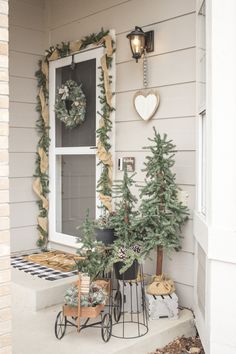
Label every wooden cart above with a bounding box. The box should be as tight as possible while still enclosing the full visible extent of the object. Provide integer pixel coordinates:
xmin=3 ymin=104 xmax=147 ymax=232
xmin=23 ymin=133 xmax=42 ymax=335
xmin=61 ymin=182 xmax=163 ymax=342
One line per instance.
xmin=54 ymin=276 xmax=112 ymax=342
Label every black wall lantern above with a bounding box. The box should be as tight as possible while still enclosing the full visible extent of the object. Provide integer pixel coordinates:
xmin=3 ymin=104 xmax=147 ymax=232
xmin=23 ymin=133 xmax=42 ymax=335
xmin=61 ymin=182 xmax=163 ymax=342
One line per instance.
xmin=127 ymin=26 xmax=154 ymax=63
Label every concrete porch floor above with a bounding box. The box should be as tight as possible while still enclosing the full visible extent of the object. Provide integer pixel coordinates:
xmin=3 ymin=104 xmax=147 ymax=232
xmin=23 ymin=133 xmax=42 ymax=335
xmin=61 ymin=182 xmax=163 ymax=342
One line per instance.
xmin=11 ymin=261 xmax=197 ymax=354
xmin=12 ymin=300 xmax=195 ymax=354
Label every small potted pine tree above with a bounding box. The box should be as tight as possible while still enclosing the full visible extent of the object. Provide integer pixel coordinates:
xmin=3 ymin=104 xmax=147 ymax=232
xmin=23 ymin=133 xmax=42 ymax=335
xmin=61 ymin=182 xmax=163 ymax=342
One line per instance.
xmin=109 ymin=166 xmax=145 ymax=280
xmin=95 ymin=163 xmax=115 ymax=246
xmin=138 ymin=128 xmax=189 ymax=275
xmin=94 ymin=212 xmax=115 ymax=246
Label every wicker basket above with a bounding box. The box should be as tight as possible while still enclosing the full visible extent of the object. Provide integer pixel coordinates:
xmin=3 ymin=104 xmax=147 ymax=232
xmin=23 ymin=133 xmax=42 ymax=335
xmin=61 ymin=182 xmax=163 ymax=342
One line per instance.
xmin=63 ymin=304 xmax=104 ymax=319
xmin=80 ymin=304 xmax=104 ymax=318
xmin=94 ymin=279 xmax=111 ymax=295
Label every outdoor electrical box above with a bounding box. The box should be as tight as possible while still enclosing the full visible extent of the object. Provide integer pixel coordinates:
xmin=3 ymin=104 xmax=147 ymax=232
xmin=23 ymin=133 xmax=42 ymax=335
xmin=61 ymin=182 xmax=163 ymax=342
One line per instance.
xmin=118 ymin=157 xmax=135 ymax=172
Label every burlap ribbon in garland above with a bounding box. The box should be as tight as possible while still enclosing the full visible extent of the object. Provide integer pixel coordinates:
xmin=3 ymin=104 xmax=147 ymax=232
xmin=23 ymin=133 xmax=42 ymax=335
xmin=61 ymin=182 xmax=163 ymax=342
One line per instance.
xmin=33 ymin=177 xmax=48 ymax=210
xmin=39 ymin=86 xmax=49 ymax=127
xmin=97 ymin=141 xmax=113 ymax=182
xmin=37 ymin=216 xmax=48 ymax=239
xmin=38 ymin=147 xmax=48 ymax=174
xmin=33 ymin=34 xmax=114 ymax=244
xmin=99 ymin=194 xmax=112 ymax=213
xmin=97 ymin=140 xmax=113 ymax=212
xmin=146 ymin=274 xmax=175 ymax=296
xmin=41 ymin=59 xmax=49 ymax=90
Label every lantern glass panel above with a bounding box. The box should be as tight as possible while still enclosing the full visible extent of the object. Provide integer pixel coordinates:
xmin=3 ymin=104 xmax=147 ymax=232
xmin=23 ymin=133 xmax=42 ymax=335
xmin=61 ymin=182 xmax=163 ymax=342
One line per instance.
xmin=130 ymin=34 xmax=145 ymax=57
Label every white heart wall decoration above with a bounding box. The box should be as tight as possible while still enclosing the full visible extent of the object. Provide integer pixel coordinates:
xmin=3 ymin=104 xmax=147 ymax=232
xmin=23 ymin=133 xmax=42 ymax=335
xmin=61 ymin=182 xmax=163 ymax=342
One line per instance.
xmin=134 ymin=91 xmax=160 ymax=121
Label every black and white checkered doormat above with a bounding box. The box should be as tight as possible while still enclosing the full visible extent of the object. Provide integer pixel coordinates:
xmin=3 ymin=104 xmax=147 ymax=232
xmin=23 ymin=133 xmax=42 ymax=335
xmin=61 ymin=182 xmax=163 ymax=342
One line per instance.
xmin=11 ymin=254 xmax=78 ymax=281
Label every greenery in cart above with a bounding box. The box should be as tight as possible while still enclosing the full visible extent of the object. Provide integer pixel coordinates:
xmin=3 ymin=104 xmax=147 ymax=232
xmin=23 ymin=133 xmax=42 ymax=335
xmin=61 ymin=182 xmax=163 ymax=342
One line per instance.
xmin=137 ymin=127 xmax=189 ymax=275
xmin=64 ymin=282 xmax=106 ymax=307
xmin=76 ymin=212 xmax=108 ymax=280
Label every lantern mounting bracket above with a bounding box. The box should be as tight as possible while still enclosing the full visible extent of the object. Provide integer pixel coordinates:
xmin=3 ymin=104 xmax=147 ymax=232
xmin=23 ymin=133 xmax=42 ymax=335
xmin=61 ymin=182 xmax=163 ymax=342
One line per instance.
xmin=145 ymin=30 xmax=154 ymax=53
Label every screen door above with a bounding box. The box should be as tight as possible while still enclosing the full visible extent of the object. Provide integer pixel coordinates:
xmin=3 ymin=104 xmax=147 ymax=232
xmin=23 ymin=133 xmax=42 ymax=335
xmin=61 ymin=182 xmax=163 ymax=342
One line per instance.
xmin=49 ymin=47 xmax=104 ymax=248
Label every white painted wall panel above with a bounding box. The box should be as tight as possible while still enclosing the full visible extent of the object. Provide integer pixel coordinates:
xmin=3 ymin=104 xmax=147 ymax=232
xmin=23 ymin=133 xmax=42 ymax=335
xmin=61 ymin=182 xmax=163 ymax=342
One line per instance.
xmin=116 ymin=83 xmax=196 ymax=122
xmin=9 ymin=177 xmax=36 ymax=203
xmin=10 ymin=102 xmax=37 ymax=128
xmin=11 ymin=226 xmax=38 ymax=252
xmin=9 ymin=0 xmax=45 ymax=251
xmin=9 ymin=51 xmax=41 ymax=79
xmin=181 ymin=221 xmax=194 ymax=253
xmin=116 ymin=117 xmax=196 ymax=152
xmin=50 ymin=0 xmax=195 ymax=43
xmin=175 ymin=152 xmax=196 ymax=185
xmin=164 ymin=251 xmax=194 ymax=287
xmin=178 ymin=185 xmax=195 ymax=218
xmin=10 ymin=77 xmax=37 ymax=103
xmin=175 ymin=282 xmax=194 ymax=308
xmin=10 ymin=0 xmax=45 ymax=31
xmin=210 ymin=260 xmax=236 ymax=350
xmin=9 ymin=153 xmax=35 ymax=177
xmin=10 ymin=202 xmax=37 ymax=228
xmin=9 ymin=128 xmax=37 ymax=153
xmin=18 ymin=0 xmax=44 ymax=9
xmin=49 ymin=0 xmax=127 ymax=29
xmin=9 ymin=26 xmax=44 ymax=55
xmin=116 ymin=48 xmax=196 ymax=93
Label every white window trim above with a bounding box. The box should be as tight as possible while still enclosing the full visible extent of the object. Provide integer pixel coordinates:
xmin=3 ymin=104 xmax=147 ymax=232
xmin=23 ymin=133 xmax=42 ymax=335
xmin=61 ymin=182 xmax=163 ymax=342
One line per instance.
xmin=194 ymin=0 xmax=208 ymax=254
xmin=195 ymin=0 xmax=208 ymax=224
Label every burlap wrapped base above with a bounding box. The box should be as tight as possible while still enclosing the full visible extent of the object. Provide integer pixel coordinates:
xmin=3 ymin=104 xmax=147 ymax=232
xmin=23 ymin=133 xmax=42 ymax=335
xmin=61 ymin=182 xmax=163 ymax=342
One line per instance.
xmin=146 ymin=274 xmax=175 ymax=296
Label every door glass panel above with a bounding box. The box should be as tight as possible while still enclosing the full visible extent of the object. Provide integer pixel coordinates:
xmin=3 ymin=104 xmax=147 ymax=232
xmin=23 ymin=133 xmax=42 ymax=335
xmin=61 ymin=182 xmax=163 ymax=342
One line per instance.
xmin=56 ymin=155 xmax=96 ymax=236
xmin=55 ymin=59 xmax=96 ymax=147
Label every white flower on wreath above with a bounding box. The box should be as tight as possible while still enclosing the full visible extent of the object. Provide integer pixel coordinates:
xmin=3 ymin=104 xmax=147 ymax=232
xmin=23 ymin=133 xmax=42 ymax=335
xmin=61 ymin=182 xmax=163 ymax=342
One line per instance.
xmin=74 ymin=101 xmax=79 ymax=107
xmin=59 ymin=86 xmax=69 ymax=100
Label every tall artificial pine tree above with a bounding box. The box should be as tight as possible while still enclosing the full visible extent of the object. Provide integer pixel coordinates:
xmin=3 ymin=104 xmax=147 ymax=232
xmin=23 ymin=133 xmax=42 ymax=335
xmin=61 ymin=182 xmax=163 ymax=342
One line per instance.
xmin=139 ymin=127 xmax=189 ymax=275
xmin=112 ymin=166 xmax=138 ymax=244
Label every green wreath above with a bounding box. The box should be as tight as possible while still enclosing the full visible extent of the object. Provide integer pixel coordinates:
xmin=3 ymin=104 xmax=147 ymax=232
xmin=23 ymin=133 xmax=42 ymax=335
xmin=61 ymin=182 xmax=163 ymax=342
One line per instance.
xmin=55 ymin=79 xmax=86 ymax=129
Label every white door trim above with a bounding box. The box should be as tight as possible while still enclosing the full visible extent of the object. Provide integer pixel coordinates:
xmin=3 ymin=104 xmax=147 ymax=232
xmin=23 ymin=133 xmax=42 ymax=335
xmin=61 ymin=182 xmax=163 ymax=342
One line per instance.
xmin=48 ymin=46 xmax=107 ymax=249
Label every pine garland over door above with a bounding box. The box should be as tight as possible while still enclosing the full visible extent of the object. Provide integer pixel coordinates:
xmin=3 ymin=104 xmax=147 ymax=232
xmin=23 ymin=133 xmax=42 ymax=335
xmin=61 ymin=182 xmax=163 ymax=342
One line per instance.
xmin=33 ymin=29 xmax=115 ymax=249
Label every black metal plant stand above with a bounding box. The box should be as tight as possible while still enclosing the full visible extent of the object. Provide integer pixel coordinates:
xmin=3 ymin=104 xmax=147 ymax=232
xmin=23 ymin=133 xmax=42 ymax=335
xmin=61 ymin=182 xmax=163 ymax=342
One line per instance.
xmin=112 ymin=264 xmax=149 ymax=339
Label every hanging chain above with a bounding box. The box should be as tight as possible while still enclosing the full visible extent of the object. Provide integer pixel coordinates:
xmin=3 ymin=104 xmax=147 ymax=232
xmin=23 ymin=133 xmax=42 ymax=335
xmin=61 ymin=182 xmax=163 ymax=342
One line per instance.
xmin=69 ymin=54 xmax=75 ymax=80
xmin=143 ymin=49 xmax=148 ymax=89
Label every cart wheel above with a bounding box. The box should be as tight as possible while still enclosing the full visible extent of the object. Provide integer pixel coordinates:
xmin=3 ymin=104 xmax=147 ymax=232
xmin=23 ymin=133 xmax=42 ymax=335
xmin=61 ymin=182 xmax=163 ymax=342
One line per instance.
xmin=101 ymin=313 xmax=112 ymax=342
xmin=113 ymin=290 xmax=122 ymax=323
xmin=55 ymin=311 xmax=67 ymax=339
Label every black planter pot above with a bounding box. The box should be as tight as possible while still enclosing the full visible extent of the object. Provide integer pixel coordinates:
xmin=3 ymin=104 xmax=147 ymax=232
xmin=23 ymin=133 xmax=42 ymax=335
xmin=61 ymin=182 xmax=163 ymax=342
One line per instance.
xmin=114 ymin=260 xmax=139 ymax=280
xmin=95 ymin=228 xmax=115 ymax=246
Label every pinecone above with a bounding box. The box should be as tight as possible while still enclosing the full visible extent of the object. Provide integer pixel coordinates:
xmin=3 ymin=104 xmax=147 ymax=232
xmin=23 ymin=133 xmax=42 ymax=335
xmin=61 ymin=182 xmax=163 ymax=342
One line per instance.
xmin=118 ymin=247 xmax=126 ymax=259
xmin=132 ymin=244 xmax=141 ymax=253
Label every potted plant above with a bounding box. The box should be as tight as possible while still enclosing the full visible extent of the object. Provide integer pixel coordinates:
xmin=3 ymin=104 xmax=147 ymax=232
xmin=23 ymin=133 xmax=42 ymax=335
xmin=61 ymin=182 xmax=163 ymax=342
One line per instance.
xmin=94 ymin=212 xmax=115 ymax=246
xmin=109 ymin=239 xmax=144 ymax=280
xmin=109 ymin=166 xmax=143 ymax=280
xmin=138 ymin=128 xmax=189 ymax=275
